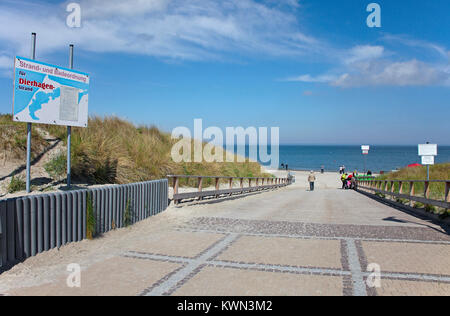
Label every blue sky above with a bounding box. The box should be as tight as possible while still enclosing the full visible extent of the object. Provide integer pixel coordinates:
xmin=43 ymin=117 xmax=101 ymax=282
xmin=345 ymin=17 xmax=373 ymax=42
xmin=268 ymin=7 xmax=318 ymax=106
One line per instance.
xmin=0 ymin=0 xmax=449 ymax=145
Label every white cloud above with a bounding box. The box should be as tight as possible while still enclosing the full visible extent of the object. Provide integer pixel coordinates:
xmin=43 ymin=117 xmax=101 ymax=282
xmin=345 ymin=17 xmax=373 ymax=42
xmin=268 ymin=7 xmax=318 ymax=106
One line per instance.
xmin=81 ymin=0 xmax=170 ymax=18
xmin=382 ymin=34 xmax=449 ymax=60
xmin=284 ymin=74 xmax=338 ymax=83
xmin=344 ymin=45 xmax=384 ymax=64
xmin=286 ymin=43 xmax=450 ymax=88
xmin=288 ymin=59 xmax=450 ymax=88
xmin=333 ymin=60 xmax=449 ymax=87
xmin=1 ymin=0 xmax=448 ymax=89
xmin=0 ymin=0 xmax=320 ymax=63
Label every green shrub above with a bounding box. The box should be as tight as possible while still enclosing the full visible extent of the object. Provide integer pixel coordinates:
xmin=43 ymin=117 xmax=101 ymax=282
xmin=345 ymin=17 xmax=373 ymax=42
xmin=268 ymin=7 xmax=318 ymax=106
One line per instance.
xmin=124 ymin=199 xmax=133 ymax=227
xmin=375 ymin=192 xmax=385 ymax=199
xmin=395 ymin=198 xmax=408 ymax=204
xmin=45 ymin=154 xmax=67 ymax=180
xmin=7 ymin=175 xmax=26 ymax=193
xmin=86 ymin=193 xmax=96 ymax=239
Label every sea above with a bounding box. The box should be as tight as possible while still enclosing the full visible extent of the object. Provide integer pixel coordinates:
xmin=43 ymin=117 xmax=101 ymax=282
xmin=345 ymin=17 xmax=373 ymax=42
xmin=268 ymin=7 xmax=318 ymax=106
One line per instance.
xmin=235 ymin=145 xmax=450 ymax=173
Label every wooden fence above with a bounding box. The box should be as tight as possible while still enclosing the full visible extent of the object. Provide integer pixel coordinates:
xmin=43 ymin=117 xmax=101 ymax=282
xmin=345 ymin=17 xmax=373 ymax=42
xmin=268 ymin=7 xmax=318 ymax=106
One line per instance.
xmin=356 ymin=179 xmax=450 ymax=210
xmin=168 ymin=175 xmax=291 ymax=204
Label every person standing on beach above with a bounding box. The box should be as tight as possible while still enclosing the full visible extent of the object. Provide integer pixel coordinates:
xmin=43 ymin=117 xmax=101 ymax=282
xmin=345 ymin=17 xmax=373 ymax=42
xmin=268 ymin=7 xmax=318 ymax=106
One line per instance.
xmin=339 ymin=166 xmax=343 ymax=174
xmin=341 ymin=173 xmax=347 ymax=189
xmin=308 ymin=171 xmax=316 ymax=191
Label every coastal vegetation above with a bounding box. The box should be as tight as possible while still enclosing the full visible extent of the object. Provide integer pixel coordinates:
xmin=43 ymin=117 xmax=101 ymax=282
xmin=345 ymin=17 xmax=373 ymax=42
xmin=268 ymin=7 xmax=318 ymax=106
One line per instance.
xmin=377 ymin=163 xmax=450 ymax=217
xmin=378 ymin=163 xmax=450 ymax=183
xmin=0 ymin=114 xmax=48 ymax=161
xmin=0 ymin=114 xmax=268 ymax=189
xmin=377 ymin=163 xmax=449 ymax=200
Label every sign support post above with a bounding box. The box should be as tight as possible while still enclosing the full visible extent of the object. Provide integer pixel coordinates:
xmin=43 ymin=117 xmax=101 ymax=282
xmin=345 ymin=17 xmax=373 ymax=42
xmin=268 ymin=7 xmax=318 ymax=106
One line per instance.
xmin=361 ymin=145 xmax=370 ymax=175
xmin=13 ymin=41 xmax=89 ymax=191
xmin=67 ymin=44 xmax=74 ymax=189
xmin=418 ymin=143 xmax=437 ymax=181
xmin=26 ymin=32 xmax=37 ymax=193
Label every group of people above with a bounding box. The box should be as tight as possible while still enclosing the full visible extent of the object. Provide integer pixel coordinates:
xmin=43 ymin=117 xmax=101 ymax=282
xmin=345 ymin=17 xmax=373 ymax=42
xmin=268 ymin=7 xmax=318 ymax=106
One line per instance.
xmin=341 ymin=172 xmax=357 ymax=190
xmin=304 ymin=166 xmax=371 ymax=192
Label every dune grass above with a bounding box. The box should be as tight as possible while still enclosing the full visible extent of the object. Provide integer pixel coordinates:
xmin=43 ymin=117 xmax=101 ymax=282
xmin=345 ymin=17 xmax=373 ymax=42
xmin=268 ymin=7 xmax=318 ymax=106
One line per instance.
xmin=0 ymin=114 xmax=48 ymax=161
xmin=42 ymin=116 xmax=269 ymax=185
xmin=378 ymin=163 xmax=450 ymax=182
xmin=377 ymin=163 xmax=449 ymax=217
xmin=377 ymin=163 xmax=449 ymax=201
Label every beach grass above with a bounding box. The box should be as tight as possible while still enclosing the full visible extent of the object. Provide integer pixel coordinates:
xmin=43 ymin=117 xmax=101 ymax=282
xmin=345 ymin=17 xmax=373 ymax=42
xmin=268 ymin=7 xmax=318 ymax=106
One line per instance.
xmin=377 ymin=163 xmax=449 ymax=200
xmin=377 ymin=164 xmax=449 ymax=217
xmin=0 ymin=114 xmax=48 ymax=161
xmin=41 ymin=116 xmax=269 ymax=185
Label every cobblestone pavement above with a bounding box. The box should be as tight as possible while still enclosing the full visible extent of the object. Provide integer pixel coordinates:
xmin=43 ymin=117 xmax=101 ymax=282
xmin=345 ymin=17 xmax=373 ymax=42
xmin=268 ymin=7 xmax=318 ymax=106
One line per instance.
xmin=1 ymin=172 xmax=449 ymax=296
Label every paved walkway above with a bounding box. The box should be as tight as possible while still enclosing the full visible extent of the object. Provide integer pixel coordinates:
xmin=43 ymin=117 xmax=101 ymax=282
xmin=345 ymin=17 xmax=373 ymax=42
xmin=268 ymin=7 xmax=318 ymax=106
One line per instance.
xmin=0 ymin=171 xmax=449 ymax=296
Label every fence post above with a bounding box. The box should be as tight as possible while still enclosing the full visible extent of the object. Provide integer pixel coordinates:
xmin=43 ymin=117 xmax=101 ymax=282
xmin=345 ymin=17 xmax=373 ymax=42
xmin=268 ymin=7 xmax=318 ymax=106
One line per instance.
xmin=424 ymin=181 xmax=430 ymax=199
xmin=214 ymin=178 xmax=219 ymax=191
xmin=390 ymin=181 xmax=395 ymax=200
xmin=173 ymin=177 xmax=179 ymax=205
xmin=215 ymin=178 xmax=220 ymax=197
xmin=409 ymin=181 xmax=415 ymax=207
xmin=446 ymin=182 xmax=450 ymax=203
xmin=198 ymin=177 xmax=203 ymax=201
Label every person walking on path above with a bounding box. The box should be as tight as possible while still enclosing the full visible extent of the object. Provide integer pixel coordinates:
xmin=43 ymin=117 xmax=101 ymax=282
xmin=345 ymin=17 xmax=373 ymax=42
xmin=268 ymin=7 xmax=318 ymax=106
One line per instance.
xmin=308 ymin=171 xmax=316 ymax=191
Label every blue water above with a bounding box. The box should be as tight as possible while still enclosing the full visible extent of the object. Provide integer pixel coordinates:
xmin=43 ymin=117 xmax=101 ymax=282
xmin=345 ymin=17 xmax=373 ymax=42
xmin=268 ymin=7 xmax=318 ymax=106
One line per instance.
xmin=237 ymin=145 xmax=450 ymax=173
xmin=279 ymin=145 xmax=450 ymax=173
